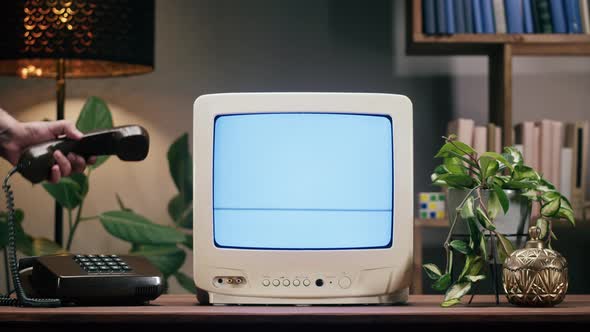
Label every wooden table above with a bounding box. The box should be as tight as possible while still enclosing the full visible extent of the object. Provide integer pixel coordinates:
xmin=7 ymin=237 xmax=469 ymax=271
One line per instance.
xmin=1 ymin=295 xmax=589 ymax=331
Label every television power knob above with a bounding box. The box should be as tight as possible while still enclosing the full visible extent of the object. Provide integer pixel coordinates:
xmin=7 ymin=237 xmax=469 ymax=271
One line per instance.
xmin=338 ymin=277 xmax=352 ymax=289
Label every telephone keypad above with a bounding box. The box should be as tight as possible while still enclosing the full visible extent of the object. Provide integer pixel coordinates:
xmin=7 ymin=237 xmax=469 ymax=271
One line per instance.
xmin=73 ymin=254 xmax=133 ymax=274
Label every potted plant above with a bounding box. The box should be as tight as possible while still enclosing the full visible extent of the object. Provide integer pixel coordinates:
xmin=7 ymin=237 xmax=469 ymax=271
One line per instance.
xmin=423 ymin=135 xmax=575 ymax=307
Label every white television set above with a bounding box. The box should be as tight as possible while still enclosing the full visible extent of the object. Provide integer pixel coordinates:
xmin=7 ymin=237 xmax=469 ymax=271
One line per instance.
xmin=193 ymin=93 xmax=413 ymax=305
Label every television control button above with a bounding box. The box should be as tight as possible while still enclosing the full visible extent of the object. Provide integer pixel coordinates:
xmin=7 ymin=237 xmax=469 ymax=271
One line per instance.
xmin=102 ymin=258 xmax=113 ymax=262
xmin=86 ymin=266 xmax=98 ymax=271
xmin=107 ymin=262 xmax=118 ymax=266
xmin=90 ymin=258 xmax=101 ymax=262
xmin=293 ymin=279 xmax=300 ymax=286
xmin=99 ymin=266 xmax=110 ymax=271
xmin=282 ymin=279 xmax=290 ymax=286
xmin=272 ymin=279 xmax=280 ymax=286
xmin=95 ymin=262 xmax=105 ymax=266
xmin=303 ymin=279 xmax=311 ymax=287
xmin=339 ymin=277 xmax=352 ymax=289
xmin=122 ymin=266 xmax=132 ymax=271
xmin=110 ymin=255 xmax=118 ymax=258
xmin=262 ymin=279 xmax=270 ymax=286
xmin=78 ymin=258 xmax=89 ymax=262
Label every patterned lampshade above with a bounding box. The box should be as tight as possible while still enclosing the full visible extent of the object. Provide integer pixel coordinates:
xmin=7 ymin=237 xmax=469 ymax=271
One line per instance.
xmin=0 ymin=0 xmax=154 ymax=79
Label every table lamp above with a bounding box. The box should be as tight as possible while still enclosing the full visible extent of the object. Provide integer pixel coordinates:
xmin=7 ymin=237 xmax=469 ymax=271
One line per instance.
xmin=0 ymin=0 xmax=155 ymax=246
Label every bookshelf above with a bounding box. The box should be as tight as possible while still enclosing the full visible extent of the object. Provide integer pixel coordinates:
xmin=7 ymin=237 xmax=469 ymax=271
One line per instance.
xmin=406 ymin=0 xmax=590 ymax=145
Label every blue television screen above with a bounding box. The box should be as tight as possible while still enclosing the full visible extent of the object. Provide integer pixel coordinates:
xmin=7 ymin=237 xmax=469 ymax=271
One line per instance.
xmin=213 ymin=113 xmax=393 ymax=250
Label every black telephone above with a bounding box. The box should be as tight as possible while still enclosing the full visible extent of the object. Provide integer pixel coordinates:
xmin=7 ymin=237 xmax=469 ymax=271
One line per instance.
xmin=0 ymin=125 xmax=164 ymax=307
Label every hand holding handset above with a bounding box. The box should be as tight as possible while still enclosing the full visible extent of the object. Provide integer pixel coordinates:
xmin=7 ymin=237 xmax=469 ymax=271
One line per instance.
xmin=17 ymin=125 xmax=150 ymax=183
xmin=0 ymin=125 xmax=161 ymax=307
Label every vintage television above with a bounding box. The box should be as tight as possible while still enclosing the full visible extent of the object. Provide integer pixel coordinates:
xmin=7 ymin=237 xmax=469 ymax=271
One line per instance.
xmin=193 ymin=93 xmax=413 ymax=305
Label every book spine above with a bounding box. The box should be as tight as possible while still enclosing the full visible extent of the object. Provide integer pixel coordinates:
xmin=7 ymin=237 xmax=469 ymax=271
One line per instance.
xmin=423 ymin=0 xmax=437 ymax=35
xmin=445 ymin=0 xmax=456 ymax=33
xmin=524 ymin=0 xmax=535 ymax=32
xmin=454 ymin=0 xmax=467 ymax=32
xmin=537 ymin=0 xmax=554 ymax=33
xmin=464 ymin=0 xmax=475 ymax=32
xmin=580 ymin=0 xmax=590 ymax=33
xmin=482 ymin=0 xmax=496 ymax=32
xmin=505 ymin=0 xmax=524 ymax=33
xmin=493 ymin=0 xmax=507 ymax=33
xmin=473 ymin=0 xmax=484 ymax=32
xmin=564 ymin=0 xmax=583 ymax=33
xmin=531 ymin=0 xmax=542 ymax=32
xmin=436 ymin=0 xmax=448 ymax=33
xmin=549 ymin=0 xmax=567 ymax=32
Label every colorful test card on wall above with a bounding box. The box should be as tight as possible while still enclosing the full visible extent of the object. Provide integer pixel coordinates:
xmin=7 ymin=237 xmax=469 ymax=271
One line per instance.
xmin=419 ymin=192 xmax=446 ymax=219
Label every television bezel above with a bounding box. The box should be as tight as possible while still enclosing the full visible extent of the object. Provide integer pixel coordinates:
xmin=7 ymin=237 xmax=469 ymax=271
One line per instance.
xmin=193 ymin=93 xmax=413 ymax=303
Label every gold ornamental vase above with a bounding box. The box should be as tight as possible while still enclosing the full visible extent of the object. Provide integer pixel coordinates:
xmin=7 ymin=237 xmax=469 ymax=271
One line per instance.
xmin=502 ymin=226 xmax=568 ymax=306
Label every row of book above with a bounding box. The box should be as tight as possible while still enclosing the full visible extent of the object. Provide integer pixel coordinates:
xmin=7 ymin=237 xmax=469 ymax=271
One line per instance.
xmin=447 ymin=118 xmax=589 ymax=217
xmin=423 ymin=0 xmax=590 ymax=35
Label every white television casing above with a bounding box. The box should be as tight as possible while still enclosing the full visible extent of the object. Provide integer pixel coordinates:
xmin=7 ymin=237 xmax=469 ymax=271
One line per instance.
xmin=193 ymin=93 xmax=413 ymax=305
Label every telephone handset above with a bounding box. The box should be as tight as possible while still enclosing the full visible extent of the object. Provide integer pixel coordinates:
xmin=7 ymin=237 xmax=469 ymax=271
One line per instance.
xmin=1 ymin=125 xmax=163 ymax=307
xmin=18 ymin=125 xmax=150 ymax=184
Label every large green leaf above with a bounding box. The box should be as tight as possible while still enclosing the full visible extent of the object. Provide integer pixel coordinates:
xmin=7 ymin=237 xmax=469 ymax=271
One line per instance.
xmin=496 ymin=233 xmax=515 ymax=261
xmin=100 ymin=210 xmax=186 ymax=244
xmin=42 ymin=176 xmax=85 ymax=209
xmin=131 ymin=244 xmax=186 ymax=277
xmin=444 ymin=281 xmax=472 ymax=302
xmin=541 ymin=198 xmax=561 ymax=217
xmin=435 ymin=141 xmax=476 ymax=158
xmin=443 ymin=157 xmax=468 ymax=175
xmin=432 ymin=273 xmax=452 ymax=291
xmin=502 ymin=146 xmax=524 ymax=168
xmin=480 ymin=152 xmax=513 ymax=171
xmin=75 ymin=96 xmax=114 ymax=168
xmin=476 ymin=207 xmax=496 ymax=231
xmin=492 ymin=186 xmax=509 ymax=214
xmin=449 ymin=240 xmax=471 ymax=255
xmin=168 ymin=194 xmax=193 ymax=229
xmin=167 ymin=134 xmax=193 ymax=200
xmin=423 ymin=263 xmax=443 ymax=280
xmin=175 ymin=271 xmax=197 ymax=294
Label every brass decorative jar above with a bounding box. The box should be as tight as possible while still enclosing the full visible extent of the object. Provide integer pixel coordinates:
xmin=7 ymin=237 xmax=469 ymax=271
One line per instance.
xmin=502 ymin=226 xmax=568 ymax=306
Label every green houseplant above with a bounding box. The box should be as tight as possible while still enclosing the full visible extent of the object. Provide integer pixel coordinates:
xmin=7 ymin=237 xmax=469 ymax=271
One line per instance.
xmin=0 ymin=97 xmax=195 ymax=293
xmin=424 ymin=135 xmax=575 ymax=307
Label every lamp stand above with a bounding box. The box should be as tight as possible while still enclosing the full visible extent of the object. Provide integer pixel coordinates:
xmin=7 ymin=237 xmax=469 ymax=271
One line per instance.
xmin=54 ymin=58 xmax=65 ymax=246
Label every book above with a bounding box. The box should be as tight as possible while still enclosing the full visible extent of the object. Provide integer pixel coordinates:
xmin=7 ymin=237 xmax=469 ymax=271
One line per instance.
xmin=492 ymin=0 xmax=507 ymax=33
xmin=436 ymin=0 xmax=448 ymax=33
xmin=560 ymin=147 xmax=573 ymax=206
xmin=482 ymin=0 xmax=496 ymax=32
xmin=505 ymin=0 xmax=524 ymax=33
xmin=464 ymin=0 xmax=475 ymax=32
xmin=533 ymin=125 xmax=540 ymax=171
xmin=473 ymin=126 xmax=488 ymax=156
xmin=536 ymin=120 xmax=553 ymax=183
xmin=487 ymin=123 xmax=497 ymax=152
xmin=533 ymin=0 xmax=553 ymax=33
xmin=495 ymin=126 xmax=502 ymax=153
xmin=551 ymin=121 xmax=563 ymax=190
xmin=514 ymin=122 xmax=537 ymax=169
xmin=454 ymin=0 xmax=467 ymax=32
xmin=564 ymin=121 xmax=590 ymax=219
xmin=445 ymin=0 xmax=456 ymax=33
xmin=447 ymin=118 xmax=475 ymax=145
xmin=564 ymin=0 xmax=582 ymax=33
xmin=581 ymin=0 xmax=590 ymax=33
xmin=531 ymin=0 xmax=541 ymax=31
xmin=549 ymin=0 xmax=567 ymax=32
xmin=524 ymin=0 xmax=535 ymax=32
xmin=473 ymin=0 xmax=484 ymax=32
xmin=423 ymin=0 xmax=437 ymax=35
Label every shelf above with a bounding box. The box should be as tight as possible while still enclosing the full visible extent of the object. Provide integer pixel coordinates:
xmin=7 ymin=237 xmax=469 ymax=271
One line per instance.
xmin=407 ymin=0 xmax=590 ymax=55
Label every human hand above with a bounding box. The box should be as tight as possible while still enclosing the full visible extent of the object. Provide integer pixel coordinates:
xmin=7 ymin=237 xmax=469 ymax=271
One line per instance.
xmin=0 ymin=111 xmax=96 ymax=183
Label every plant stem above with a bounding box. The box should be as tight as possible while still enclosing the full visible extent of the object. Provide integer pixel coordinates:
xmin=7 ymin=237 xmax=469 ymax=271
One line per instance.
xmin=66 ymin=200 xmax=84 ymax=251
xmin=443 ymin=186 xmax=479 ymax=274
xmin=67 ymin=208 xmax=73 ymax=237
xmin=79 ymin=216 xmax=99 ymax=222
